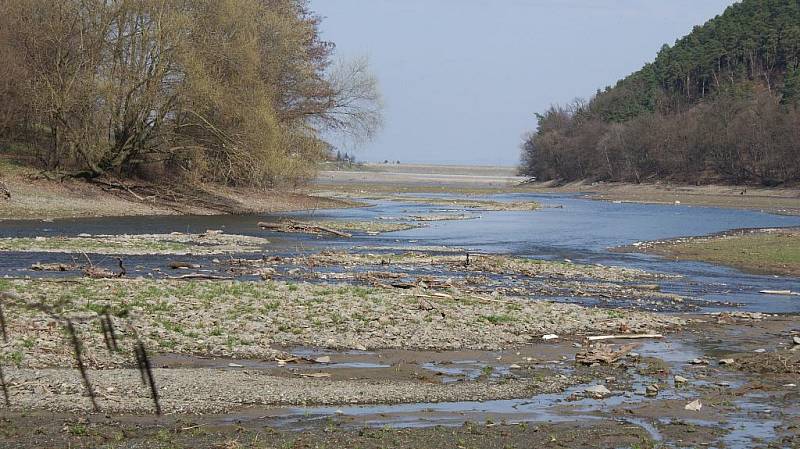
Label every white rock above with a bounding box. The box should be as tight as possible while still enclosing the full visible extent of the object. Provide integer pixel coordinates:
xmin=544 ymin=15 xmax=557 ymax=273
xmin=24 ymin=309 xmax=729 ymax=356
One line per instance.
xmin=753 ymin=348 xmax=766 ymax=353
xmin=674 ymin=375 xmax=689 ymax=384
xmin=585 ymin=385 xmax=611 ymax=398
xmin=508 ymin=364 xmax=522 ymax=369
xmin=542 ymin=334 xmax=559 ymax=341
xmin=719 ymin=358 xmax=735 ymax=365
xmin=793 ymin=336 xmax=800 ymax=345
xmin=227 ymin=363 xmax=244 ymax=368
xmin=314 ymin=356 xmax=331 ymax=364
xmin=685 ymin=399 xmax=703 ymax=411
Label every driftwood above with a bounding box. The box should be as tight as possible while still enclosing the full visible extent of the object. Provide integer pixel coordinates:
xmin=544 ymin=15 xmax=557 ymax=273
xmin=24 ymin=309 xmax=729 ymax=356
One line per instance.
xmin=258 ymin=220 xmax=352 ymax=238
xmin=586 ymin=334 xmax=664 ymax=342
xmin=83 ymin=256 xmax=126 ymax=279
xmin=576 ymin=343 xmax=639 ymax=365
xmin=169 ymin=261 xmax=201 ymax=270
xmin=31 ymin=262 xmax=80 ymax=272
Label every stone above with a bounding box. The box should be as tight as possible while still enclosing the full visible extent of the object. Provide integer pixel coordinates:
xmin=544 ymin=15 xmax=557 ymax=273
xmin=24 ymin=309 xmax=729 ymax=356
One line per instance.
xmin=719 ymin=358 xmax=735 ymax=365
xmin=585 ymin=385 xmax=611 ymax=398
xmin=674 ymin=375 xmax=689 ymax=384
xmin=585 ymin=385 xmax=612 ymax=399
xmin=685 ymin=399 xmax=703 ymax=411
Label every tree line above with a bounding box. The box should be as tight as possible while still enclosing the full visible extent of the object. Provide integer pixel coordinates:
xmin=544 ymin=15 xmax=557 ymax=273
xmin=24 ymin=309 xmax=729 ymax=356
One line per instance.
xmin=0 ymin=0 xmax=382 ymax=187
xmin=521 ymin=0 xmax=800 ymax=185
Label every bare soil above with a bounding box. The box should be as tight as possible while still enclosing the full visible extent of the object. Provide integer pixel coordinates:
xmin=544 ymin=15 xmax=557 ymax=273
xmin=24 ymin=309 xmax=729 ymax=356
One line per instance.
xmin=0 ymin=160 xmax=355 ymax=220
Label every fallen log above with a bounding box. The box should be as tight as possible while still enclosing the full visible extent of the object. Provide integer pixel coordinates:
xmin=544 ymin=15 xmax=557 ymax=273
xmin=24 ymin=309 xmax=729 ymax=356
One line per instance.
xmin=760 ymin=290 xmax=800 ymax=296
xmin=586 ymin=334 xmax=664 ymax=342
xmin=258 ymin=220 xmax=352 ymax=238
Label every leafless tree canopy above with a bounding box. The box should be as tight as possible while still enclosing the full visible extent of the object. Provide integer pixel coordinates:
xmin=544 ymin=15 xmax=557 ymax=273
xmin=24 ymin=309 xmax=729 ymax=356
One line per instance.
xmin=0 ymin=0 xmax=382 ymax=186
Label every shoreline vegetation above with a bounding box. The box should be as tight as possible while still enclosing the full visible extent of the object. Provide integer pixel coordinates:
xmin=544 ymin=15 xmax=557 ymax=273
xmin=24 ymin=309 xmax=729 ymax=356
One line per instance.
xmin=519 ymin=1 xmax=800 ymax=187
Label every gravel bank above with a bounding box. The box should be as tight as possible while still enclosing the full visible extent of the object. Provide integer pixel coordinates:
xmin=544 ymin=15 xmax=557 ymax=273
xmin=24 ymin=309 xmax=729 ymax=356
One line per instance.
xmin=3 ymin=367 xmax=570 ymax=414
xmin=0 ymin=278 xmax=685 ymax=369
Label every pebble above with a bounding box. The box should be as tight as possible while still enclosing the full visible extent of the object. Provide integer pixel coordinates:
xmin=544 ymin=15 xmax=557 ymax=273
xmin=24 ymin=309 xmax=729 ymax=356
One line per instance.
xmin=542 ymin=334 xmax=559 ymax=341
xmin=645 ymin=384 xmax=659 ymax=397
xmin=690 ymin=358 xmax=708 ymax=365
xmin=674 ymin=375 xmax=688 ymax=384
xmin=719 ymin=358 xmax=735 ymax=365
xmin=793 ymin=336 xmax=800 ymax=345
xmin=753 ymin=348 xmax=766 ymax=353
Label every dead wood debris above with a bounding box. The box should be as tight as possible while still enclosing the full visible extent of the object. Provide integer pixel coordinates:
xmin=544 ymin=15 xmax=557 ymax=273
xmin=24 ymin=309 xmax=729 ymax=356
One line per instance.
xmin=31 ymin=262 xmax=80 ymax=272
xmin=258 ymin=220 xmax=352 ymax=238
xmin=575 ymin=343 xmax=640 ymax=365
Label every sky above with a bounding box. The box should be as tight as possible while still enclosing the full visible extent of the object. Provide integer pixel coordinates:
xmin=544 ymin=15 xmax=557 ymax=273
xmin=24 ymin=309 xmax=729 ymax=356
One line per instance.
xmin=313 ymin=0 xmax=738 ymax=166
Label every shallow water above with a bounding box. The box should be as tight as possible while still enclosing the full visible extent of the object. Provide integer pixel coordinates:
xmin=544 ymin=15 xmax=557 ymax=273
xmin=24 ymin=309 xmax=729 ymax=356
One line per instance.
xmin=2 ymin=193 xmax=799 ymax=447
xmin=1 ymin=192 xmax=799 ymax=312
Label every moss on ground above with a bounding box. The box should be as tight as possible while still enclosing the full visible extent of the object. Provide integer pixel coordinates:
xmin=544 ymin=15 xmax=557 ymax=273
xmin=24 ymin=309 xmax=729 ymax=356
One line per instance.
xmin=0 ymin=278 xmax=684 ymax=368
xmin=642 ymin=229 xmax=800 ymax=277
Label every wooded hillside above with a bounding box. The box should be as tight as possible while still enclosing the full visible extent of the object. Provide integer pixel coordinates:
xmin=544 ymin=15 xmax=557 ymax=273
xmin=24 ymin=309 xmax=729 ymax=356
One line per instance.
xmin=0 ymin=0 xmax=381 ymax=187
xmin=521 ymin=0 xmax=800 ymax=185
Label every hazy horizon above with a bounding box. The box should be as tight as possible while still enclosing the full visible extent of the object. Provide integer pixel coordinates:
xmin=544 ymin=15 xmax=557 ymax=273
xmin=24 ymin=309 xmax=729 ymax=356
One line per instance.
xmin=314 ymin=0 xmax=738 ymax=167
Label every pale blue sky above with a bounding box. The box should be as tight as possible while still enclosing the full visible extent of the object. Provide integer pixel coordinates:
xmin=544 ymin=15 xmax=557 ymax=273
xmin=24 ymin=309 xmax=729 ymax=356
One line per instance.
xmin=313 ymin=0 xmax=737 ymax=166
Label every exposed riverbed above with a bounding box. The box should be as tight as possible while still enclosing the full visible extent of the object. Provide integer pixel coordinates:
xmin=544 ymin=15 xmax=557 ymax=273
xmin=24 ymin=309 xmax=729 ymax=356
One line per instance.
xmin=0 ymin=192 xmax=799 ymax=448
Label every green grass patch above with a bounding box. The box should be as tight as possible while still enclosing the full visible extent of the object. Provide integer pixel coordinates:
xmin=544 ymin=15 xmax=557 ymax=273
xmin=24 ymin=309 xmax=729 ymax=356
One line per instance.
xmin=662 ymin=231 xmax=800 ymax=277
